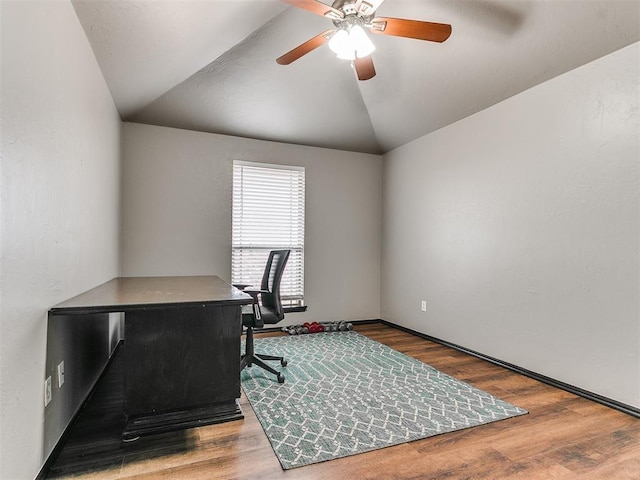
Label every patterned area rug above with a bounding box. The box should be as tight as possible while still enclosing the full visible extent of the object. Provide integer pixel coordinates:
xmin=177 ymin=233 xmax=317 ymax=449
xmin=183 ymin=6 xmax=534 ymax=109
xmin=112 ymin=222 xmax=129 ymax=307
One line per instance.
xmin=241 ymin=331 xmax=527 ymax=469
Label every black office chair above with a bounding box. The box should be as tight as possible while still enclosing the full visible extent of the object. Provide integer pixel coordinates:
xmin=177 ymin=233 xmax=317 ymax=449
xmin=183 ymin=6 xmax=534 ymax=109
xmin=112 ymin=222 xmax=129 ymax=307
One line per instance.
xmin=237 ymin=249 xmax=290 ymax=383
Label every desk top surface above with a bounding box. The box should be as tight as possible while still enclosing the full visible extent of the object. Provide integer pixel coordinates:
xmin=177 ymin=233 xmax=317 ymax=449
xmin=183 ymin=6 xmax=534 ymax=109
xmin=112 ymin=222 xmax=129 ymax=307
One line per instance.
xmin=50 ymin=276 xmax=252 ymax=314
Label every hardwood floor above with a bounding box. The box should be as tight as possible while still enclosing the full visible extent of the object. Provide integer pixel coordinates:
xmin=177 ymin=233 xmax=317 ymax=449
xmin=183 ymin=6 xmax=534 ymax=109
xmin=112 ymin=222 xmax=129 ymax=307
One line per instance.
xmin=47 ymin=323 xmax=640 ymax=479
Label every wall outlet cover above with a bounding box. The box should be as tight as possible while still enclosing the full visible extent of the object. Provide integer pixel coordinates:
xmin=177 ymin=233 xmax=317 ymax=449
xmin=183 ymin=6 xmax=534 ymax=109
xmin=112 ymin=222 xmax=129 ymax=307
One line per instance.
xmin=44 ymin=377 xmax=52 ymax=407
xmin=57 ymin=361 xmax=65 ymax=388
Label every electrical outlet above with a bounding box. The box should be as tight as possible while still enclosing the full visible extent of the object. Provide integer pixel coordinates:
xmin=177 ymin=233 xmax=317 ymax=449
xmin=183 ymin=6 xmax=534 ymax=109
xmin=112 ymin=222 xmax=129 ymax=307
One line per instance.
xmin=421 ymin=300 xmax=427 ymax=312
xmin=57 ymin=361 xmax=65 ymax=388
xmin=44 ymin=376 xmax=52 ymax=407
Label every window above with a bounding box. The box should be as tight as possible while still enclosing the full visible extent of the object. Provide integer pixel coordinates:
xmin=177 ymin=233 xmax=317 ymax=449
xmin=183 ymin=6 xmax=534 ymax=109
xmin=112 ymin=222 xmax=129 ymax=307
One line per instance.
xmin=232 ymin=161 xmax=305 ymax=308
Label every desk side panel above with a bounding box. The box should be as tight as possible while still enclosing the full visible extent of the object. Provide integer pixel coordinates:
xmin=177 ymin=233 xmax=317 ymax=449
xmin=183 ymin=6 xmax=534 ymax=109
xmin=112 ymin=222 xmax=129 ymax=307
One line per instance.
xmin=124 ymin=304 xmax=241 ymax=416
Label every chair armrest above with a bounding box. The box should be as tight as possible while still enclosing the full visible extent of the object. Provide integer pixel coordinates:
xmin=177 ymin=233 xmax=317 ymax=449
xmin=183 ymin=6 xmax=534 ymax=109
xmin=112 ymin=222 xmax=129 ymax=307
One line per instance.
xmin=253 ymin=302 xmax=264 ymax=327
xmin=233 ymin=283 xmax=251 ymax=291
xmin=240 ymin=288 xmax=268 ymax=302
xmin=243 ymin=288 xmax=269 ymax=295
xmin=241 ymin=292 xmax=265 ymax=327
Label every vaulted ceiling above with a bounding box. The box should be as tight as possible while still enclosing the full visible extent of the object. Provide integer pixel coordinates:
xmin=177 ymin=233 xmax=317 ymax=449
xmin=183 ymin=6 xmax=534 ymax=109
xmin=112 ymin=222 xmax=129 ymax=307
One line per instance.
xmin=72 ymin=0 xmax=640 ymax=154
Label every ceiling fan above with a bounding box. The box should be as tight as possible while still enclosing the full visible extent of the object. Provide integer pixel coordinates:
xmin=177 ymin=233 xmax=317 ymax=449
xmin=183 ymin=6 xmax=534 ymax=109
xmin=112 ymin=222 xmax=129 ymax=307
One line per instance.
xmin=276 ymin=0 xmax=452 ymax=81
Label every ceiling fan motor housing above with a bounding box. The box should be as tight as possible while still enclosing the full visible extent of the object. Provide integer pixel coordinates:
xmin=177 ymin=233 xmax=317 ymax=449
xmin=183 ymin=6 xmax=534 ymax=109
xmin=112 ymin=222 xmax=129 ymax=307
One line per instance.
xmin=331 ymin=0 xmax=375 ymax=28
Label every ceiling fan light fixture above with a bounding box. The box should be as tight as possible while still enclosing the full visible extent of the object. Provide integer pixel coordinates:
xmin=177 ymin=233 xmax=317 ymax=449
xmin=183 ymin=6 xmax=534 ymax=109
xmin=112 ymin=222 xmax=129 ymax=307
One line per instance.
xmin=329 ymin=25 xmax=375 ymax=60
xmin=337 ymin=50 xmax=356 ymax=60
xmin=350 ymin=25 xmax=376 ymax=58
xmin=328 ymin=29 xmax=353 ymax=58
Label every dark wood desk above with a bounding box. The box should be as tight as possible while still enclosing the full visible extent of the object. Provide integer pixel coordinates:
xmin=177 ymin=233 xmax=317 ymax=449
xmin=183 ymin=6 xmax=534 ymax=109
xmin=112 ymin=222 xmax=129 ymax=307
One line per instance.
xmin=50 ymin=276 xmax=252 ymax=440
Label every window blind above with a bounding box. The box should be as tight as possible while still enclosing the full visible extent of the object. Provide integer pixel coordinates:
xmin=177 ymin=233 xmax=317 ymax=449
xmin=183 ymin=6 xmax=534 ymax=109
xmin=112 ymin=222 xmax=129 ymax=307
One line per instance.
xmin=232 ymin=161 xmax=305 ymax=307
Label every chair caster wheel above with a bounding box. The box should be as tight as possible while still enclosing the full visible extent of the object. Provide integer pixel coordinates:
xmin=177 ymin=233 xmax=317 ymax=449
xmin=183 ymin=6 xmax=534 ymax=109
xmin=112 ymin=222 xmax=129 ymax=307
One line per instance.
xmin=281 ymin=359 xmax=288 ymax=367
xmin=277 ymin=373 xmax=285 ymax=383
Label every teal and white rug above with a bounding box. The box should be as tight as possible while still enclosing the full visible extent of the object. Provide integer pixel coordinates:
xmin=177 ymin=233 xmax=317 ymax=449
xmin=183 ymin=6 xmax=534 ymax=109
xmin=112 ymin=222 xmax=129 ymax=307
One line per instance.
xmin=241 ymin=331 xmax=527 ymax=469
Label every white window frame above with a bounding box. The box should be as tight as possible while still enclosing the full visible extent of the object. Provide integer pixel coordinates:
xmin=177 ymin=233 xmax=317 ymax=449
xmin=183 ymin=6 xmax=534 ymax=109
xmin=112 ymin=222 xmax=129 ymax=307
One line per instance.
xmin=231 ymin=160 xmax=305 ymax=308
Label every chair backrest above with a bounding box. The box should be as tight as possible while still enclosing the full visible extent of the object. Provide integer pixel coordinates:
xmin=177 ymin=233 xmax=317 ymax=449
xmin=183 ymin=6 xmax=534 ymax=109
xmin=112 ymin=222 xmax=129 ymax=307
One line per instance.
xmin=260 ymin=250 xmax=290 ymax=320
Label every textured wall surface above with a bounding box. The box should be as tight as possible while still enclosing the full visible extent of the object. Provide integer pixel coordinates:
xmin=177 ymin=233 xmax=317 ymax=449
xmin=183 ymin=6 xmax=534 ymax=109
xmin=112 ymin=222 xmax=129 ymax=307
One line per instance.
xmin=0 ymin=1 xmax=121 ymax=478
xmin=382 ymin=42 xmax=640 ymax=408
xmin=121 ymin=123 xmax=383 ymax=325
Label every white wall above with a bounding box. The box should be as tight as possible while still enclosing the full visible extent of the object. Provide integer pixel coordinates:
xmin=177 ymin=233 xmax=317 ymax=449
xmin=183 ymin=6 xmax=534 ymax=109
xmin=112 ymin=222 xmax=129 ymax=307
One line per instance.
xmin=0 ymin=1 xmax=121 ymax=478
xmin=121 ymin=123 xmax=382 ymax=325
xmin=382 ymin=42 xmax=640 ymax=408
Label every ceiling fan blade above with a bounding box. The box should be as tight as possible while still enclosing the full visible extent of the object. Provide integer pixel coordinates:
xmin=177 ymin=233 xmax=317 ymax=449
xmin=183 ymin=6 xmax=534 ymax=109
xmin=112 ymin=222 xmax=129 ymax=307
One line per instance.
xmin=281 ymin=0 xmax=344 ymax=20
xmin=353 ymin=55 xmax=376 ymax=81
xmin=354 ymin=0 xmax=385 ymax=16
xmin=276 ymin=30 xmax=335 ymax=65
xmin=370 ymin=17 xmax=452 ymax=42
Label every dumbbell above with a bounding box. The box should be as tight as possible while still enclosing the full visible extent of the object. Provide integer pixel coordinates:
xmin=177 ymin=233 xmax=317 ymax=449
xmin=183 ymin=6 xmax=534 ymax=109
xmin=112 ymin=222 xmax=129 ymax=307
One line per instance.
xmin=281 ymin=325 xmax=295 ymax=335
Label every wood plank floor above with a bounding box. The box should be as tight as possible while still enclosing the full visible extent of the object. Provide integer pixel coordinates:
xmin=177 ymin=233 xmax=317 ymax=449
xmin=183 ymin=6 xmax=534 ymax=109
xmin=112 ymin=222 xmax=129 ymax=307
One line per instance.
xmin=47 ymin=323 xmax=640 ymax=479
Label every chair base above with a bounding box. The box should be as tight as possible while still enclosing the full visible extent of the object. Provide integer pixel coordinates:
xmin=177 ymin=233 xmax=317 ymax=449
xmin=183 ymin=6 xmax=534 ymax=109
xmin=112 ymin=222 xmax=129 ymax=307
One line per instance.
xmin=241 ymin=327 xmax=287 ymax=383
